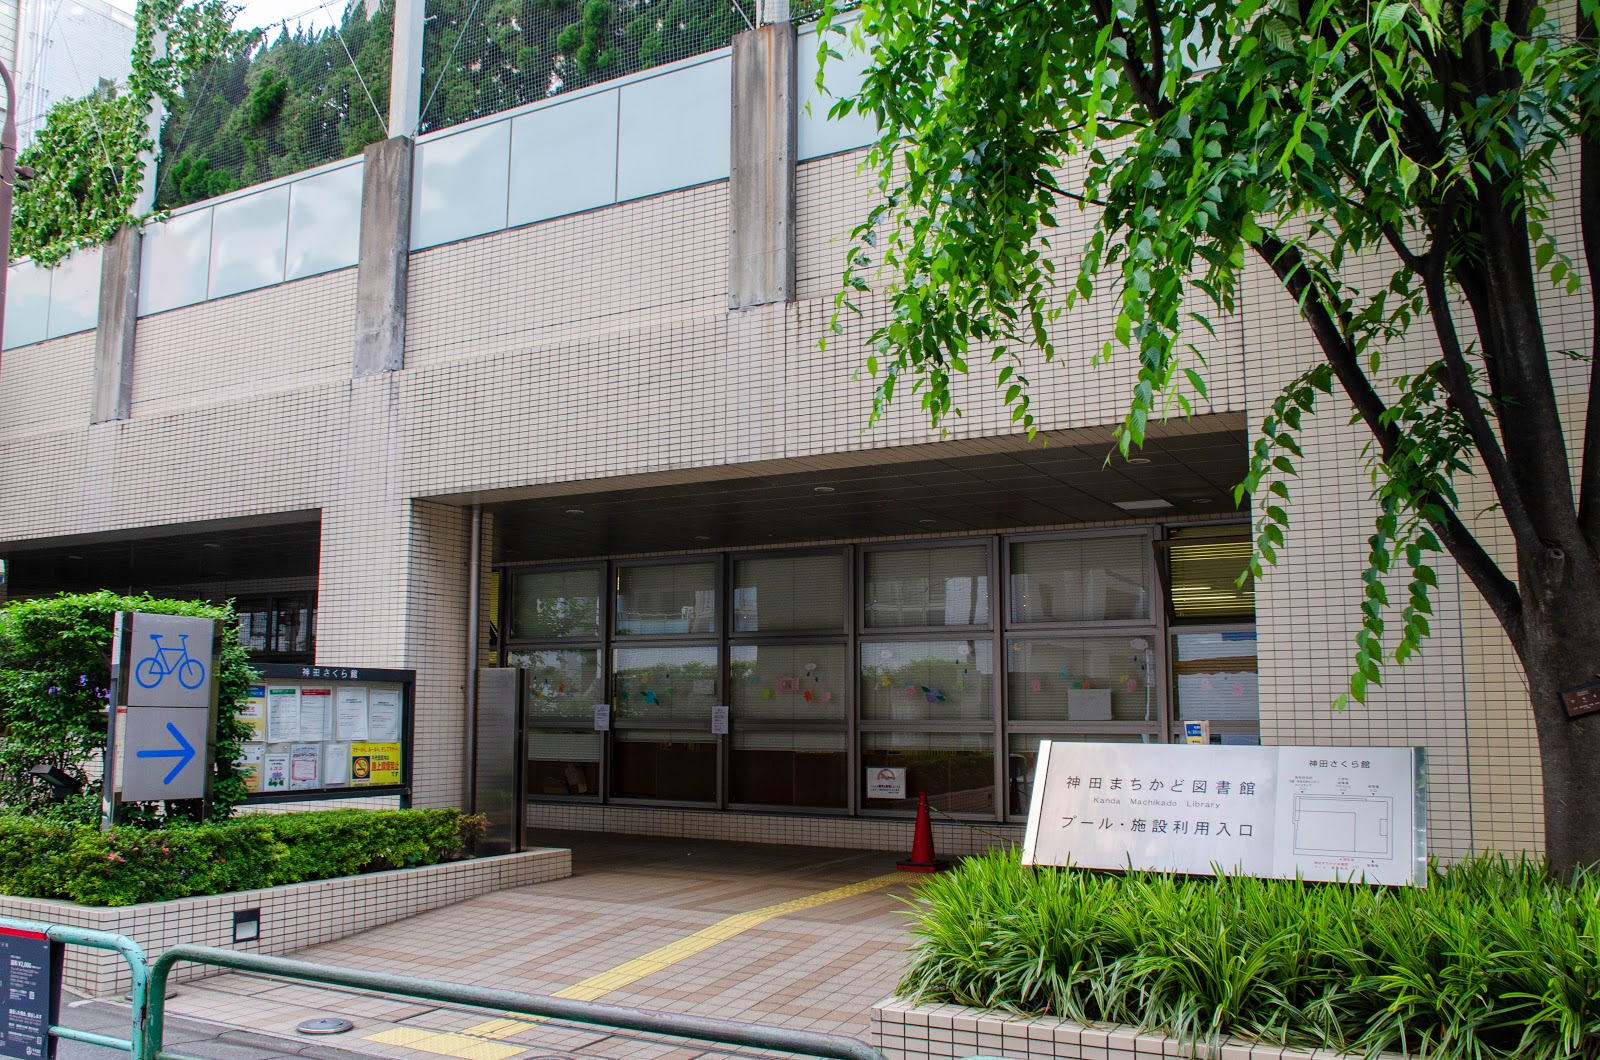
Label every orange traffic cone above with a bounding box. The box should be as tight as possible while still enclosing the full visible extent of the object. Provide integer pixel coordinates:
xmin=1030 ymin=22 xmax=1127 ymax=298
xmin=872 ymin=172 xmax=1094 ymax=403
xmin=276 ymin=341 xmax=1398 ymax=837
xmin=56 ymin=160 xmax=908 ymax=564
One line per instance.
xmin=897 ymin=791 xmax=949 ymax=872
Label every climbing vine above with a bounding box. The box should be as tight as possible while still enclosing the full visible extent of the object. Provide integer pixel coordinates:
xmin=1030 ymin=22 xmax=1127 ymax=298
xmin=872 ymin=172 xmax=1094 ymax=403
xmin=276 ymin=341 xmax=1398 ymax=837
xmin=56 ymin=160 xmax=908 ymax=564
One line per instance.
xmin=10 ymin=0 xmax=249 ymax=266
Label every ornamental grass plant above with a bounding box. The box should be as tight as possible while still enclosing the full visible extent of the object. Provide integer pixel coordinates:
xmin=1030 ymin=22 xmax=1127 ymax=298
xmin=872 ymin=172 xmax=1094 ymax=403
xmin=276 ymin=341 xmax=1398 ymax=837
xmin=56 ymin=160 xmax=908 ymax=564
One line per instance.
xmin=899 ymin=851 xmax=1599 ymax=1060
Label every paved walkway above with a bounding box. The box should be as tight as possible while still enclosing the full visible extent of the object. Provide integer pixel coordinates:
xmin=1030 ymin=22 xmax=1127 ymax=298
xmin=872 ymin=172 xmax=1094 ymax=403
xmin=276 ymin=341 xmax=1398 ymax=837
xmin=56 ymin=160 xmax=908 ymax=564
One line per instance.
xmin=161 ymin=833 xmax=929 ymax=1060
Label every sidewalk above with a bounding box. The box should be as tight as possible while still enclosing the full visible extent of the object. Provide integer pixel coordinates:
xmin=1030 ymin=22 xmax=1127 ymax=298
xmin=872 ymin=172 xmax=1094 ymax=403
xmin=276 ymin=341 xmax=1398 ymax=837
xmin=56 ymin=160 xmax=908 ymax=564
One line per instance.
xmin=58 ymin=995 xmax=375 ymax=1060
xmin=154 ymin=833 xmax=929 ymax=1060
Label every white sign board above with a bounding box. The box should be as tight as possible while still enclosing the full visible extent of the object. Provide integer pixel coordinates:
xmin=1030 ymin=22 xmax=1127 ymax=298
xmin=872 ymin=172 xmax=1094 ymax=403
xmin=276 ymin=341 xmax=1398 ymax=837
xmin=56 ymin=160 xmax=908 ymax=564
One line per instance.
xmin=711 ymin=705 xmax=730 ymax=735
xmin=593 ymin=704 xmax=611 ymax=731
xmin=866 ymin=766 xmax=907 ymax=800
xmin=125 ymin=613 xmax=215 ymax=708
xmin=1022 ymin=742 xmax=1426 ymax=886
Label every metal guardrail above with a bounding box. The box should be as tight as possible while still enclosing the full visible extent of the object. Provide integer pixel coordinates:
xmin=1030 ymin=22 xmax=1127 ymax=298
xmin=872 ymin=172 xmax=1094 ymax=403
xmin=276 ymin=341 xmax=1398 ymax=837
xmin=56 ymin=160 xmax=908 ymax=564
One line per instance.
xmin=1 ymin=917 xmax=887 ymax=1060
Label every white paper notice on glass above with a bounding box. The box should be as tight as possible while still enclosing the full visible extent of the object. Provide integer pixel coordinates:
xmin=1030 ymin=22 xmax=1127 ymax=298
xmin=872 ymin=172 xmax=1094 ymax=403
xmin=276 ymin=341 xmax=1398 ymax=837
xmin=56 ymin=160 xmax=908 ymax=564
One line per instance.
xmin=299 ymin=687 xmax=332 ymax=741
xmin=368 ymin=689 xmax=402 ymax=740
xmin=265 ymin=686 xmax=300 ymax=743
xmin=322 ymin=742 xmax=351 ymax=787
xmin=693 ymin=678 xmax=715 ymax=696
xmin=290 ymin=743 xmax=322 ymax=789
xmin=711 ymin=705 xmax=730 ymax=735
xmin=335 ymin=686 xmax=370 ymax=741
xmin=593 ymin=704 xmax=611 ymax=731
xmin=866 ymin=766 xmax=907 ymax=799
xmin=262 ymin=751 xmax=291 ymax=793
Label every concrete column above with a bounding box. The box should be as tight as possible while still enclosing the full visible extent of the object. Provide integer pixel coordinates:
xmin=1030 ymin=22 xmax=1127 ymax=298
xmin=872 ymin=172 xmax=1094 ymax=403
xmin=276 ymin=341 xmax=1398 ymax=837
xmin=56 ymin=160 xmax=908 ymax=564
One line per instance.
xmin=728 ymin=22 xmax=797 ymax=309
xmin=388 ymin=0 xmax=427 ymax=137
xmin=90 ymin=226 xmax=141 ymax=423
xmin=353 ymin=135 xmax=414 ymax=376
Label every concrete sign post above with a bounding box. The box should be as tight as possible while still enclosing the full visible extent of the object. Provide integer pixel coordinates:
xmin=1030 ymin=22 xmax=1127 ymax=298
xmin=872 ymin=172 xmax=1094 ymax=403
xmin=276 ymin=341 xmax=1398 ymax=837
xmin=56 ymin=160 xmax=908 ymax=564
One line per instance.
xmin=103 ymin=613 xmax=223 ymax=829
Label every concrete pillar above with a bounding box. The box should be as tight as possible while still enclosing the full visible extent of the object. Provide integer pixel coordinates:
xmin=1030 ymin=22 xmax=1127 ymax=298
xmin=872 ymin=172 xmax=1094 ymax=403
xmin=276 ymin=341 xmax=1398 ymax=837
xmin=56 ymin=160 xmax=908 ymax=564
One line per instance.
xmin=353 ymin=136 xmax=414 ymax=376
xmin=388 ymin=0 xmax=427 ymax=137
xmin=728 ymin=22 xmax=797 ymax=309
xmin=90 ymin=226 xmax=141 ymax=423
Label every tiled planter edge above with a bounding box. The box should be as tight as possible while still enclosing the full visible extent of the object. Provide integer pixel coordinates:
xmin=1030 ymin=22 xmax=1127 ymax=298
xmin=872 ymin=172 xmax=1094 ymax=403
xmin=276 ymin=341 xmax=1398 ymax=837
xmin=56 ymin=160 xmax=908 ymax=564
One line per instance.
xmin=0 ymin=847 xmax=572 ymax=997
xmin=872 ymin=998 xmax=1409 ymax=1060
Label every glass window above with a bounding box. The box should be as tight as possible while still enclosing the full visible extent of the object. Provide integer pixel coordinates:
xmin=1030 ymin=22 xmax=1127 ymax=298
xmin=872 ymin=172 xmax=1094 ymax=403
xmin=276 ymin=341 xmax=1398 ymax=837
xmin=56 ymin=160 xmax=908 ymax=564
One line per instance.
xmin=611 ymin=645 xmax=718 ymax=801
xmin=1010 ymin=536 xmax=1150 ymax=624
xmin=1172 ymin=631 xmax=1259 ymax=723
xmin=730 ymin=644 xmax=848 ymax=725
xmin=732 ymin=554 xmax=846 ymax=632
xmin=731 ymin=730 xmax=848 ymax=808
xmin=860 ymin=639 xmax=995 ymax=722
xmin=862 ymin=732 xmax=994 ymax=815
xmin=526 ymin=730 xmax=601 ymax=797
xmin=1166 ymin=527 xmax=1254 ymax=620
xmin=1006 ymin=637 xmax=1157 ymax=724
xmin=510 ymin=568 xmax=602 ymax=640
xmin=512 ymin=649 xmax=603 ymax=720
xmin=864 ymin=546 xmax=989 ymax=628
xmin=1006 ymin=733 xmax=1149 ymax=816
xmin=616 ymin=562 xmax=717 ymax=635
xmin=728 ymin=643 xmax=848 ymax=809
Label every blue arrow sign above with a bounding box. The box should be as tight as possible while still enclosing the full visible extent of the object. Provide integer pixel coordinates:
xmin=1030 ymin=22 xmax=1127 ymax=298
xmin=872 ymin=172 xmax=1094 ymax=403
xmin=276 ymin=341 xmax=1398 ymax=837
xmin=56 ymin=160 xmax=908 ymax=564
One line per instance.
xmin=136 ymin=722 xmax=196 ymax=785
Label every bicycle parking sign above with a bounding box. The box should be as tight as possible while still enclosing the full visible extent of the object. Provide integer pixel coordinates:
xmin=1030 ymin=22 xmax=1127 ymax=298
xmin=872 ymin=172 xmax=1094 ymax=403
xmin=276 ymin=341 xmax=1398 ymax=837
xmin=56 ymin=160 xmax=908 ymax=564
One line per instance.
xmin=124 ymin=614 xmax=214 ymax=709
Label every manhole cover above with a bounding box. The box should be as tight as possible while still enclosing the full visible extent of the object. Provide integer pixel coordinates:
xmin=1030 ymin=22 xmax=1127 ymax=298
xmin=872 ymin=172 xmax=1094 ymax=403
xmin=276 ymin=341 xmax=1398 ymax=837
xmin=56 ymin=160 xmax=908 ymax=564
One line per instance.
xmin=296 ymin=1018 xmax=355 ymax=1035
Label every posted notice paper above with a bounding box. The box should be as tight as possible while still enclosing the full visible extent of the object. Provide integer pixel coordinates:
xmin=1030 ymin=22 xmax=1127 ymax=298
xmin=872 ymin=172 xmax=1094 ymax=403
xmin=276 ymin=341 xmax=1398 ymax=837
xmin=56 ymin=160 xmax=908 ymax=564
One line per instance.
xmin=265 ymin=686 xmax=300 ymax=743
xmin=323 ymin=742 xmax=352 ymax=787
xmin=335 ymin=686 xmax=369 ymax=741
xmin=368 ymin=689 xmax=402 ymax=741
xmin=299 ymin=687 xmax=333 ymax=741
xmin=290 ymin=743 xmax=322 ymax=789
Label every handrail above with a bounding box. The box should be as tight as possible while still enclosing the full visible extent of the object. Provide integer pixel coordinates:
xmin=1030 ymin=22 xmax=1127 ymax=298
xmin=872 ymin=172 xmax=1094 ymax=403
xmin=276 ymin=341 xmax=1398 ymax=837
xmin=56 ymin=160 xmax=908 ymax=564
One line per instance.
xmin=0 ymin=916 xmax=152 ymax=1060
xmin=146 ymin=944 xmax=888 ymax=1060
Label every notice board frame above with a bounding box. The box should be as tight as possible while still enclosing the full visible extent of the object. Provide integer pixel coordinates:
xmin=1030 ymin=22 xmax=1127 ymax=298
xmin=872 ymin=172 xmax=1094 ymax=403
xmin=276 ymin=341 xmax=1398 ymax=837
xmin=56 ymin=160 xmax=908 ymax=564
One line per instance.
xmin=241 ymin=664 xmax=415 ymax=807
xmin=0 ymin=925 xmax=63 ymax=1060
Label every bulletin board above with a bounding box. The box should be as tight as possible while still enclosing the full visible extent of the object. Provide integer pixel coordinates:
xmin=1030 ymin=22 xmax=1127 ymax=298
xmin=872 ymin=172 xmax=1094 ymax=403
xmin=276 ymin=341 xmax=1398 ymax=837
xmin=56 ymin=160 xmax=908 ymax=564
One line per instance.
xmin=237 ymin=664 xmax=415 ymax=805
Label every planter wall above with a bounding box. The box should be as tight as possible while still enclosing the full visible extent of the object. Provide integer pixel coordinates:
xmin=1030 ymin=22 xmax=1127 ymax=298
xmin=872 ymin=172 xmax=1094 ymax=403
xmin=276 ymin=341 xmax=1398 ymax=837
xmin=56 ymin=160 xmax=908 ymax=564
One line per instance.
xmin=0 ymin=848 xmax=571 ymax=997
xmin=872 ymin=999 xmax=1409 ymax=1060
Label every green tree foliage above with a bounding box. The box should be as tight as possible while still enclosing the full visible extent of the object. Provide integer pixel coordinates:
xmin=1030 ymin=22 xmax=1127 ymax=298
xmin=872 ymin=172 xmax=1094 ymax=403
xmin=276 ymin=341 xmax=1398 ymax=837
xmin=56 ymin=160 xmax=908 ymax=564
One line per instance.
xmin=0 ymin=592 xmax=255 ymax=825
xmin=819 ymin=0 xmax=1600 ymax=873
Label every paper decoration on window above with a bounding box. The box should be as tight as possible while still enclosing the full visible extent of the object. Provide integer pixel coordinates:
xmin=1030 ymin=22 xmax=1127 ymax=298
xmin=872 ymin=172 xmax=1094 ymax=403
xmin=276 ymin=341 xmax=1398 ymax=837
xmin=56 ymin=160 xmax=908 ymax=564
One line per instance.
xmin=905 ymin=684 xmax=916 ymax=698
xmin=820 ymin=691 xmax=833 ymax=702
xmin=923 ymin=686 xmax=945 ymax=703
xmin=777 ymin=675 xmax=800 ymax=693
xmin=803 ymin=690 xmax=813 ymax=701
xmin=1125 ymin=678 xmax=1138 ymax=693
xmin=642 ymin=690 xmax=659 ymax=705
xmin=618 ymin=690 xmax=629 ymax=701
xmin=880 ymin=675 xmax=891 ymax=687
xmin=804 ymin=662 xmax=817 ymax=672
xmin=1030 ymin=679 xmax=1042 ymax=692
xmin=1058 ymin=666 xmax=1069 ymax=678
xmin=1233 ymin=681 xmax=1245 ymax=696
xmin=558 ymin=683 xmax=566 ymax=694
xmin=762 ymin=689 xmax=773 ymax=699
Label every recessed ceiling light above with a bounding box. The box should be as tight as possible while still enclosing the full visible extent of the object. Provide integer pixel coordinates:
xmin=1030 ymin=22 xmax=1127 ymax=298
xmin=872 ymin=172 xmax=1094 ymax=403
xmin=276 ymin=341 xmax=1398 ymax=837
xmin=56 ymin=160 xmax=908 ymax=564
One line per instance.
xmin=813 ymin=486 xmax=836 ymax=493
xmin=66 ymin=554 xmax=83 ymax=561
xmin=1126 ymin=456 xmax=1152 ymax=465
xmin=917 ymin=518 xmax=937 ymax=524
xmin=693 ymin=535 xmax=710 ymax=541
xmin=564 ymin=508 xmax=585 ymax=516
xmin=202 ymin=542 xmax=224 ymax=550
xmin=1191 ymin=497 xmax=1214 ymax=506
xmin=1114 ymin=498 xmax=1174 ymax=511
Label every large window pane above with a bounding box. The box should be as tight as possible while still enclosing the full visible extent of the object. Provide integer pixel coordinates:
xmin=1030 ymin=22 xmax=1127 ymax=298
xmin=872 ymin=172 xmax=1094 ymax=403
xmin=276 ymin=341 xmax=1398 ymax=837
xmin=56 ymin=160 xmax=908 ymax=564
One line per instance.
xmin=1006 ymin=734 xmax=1147 ymax=816
xmin=1010 ymin=536 xmax=1150 ymax=624
xmin=860 ymin=639 xmax=995 ymax=722
xmin=730 ymin=644 xmax=848 ymax=724
xmin=731 ymin=730 xmax=847 ymax=807
xmin=732 ymin=554 xmax=845 ymax=632
xmin=616 ymin=562 xmax=717 ymax=635
xmin=1172 ymin=632 xmax=1259 ymax=723
xmin=1166 ymin=527 xmax=1255 ymax=620
xmin=1006 ymin=637 xmax=1157 ymax=723
xmin=864 ymin=546 xmax=989 ymax=628
xmin=511 ymin=649 xmax=603 ymax=720
xmin=510 ymin=568 xmax=601 ymax=640
xmin=611 ymin=646 xmax=718 ymax=801
xmin=526 ymin=730 xmax=601 ymax=797
xmin=862 ymin=732 xmax=994 ymax=815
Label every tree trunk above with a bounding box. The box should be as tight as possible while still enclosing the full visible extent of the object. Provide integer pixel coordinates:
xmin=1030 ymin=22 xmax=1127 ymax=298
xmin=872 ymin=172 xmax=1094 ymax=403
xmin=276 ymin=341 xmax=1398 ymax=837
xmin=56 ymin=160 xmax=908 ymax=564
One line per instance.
xmin=1518 ymin=548 xmax=1600 ymax=877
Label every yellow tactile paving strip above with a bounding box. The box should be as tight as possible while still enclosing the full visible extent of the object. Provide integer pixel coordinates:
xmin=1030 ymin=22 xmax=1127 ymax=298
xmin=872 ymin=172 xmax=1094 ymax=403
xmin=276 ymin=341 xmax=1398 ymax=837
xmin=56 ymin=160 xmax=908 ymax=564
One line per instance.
xmin=363 ymin=871 xmax=905 ymax=1057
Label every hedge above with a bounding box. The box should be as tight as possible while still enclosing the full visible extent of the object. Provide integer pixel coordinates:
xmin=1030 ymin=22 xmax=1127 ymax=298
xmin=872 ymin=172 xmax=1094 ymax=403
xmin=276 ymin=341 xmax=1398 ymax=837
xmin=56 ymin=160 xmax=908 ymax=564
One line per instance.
xmin=0 ymin=809 xmax=485 ymax=907
xmin=899 ymin=851 xmax=1599 ymax=1060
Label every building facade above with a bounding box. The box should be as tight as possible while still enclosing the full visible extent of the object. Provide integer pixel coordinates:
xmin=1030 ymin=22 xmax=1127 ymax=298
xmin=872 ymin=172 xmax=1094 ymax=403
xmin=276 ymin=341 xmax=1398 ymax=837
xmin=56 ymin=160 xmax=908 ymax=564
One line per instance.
xmin=0 ymin=18 xmax=1564 ymax=858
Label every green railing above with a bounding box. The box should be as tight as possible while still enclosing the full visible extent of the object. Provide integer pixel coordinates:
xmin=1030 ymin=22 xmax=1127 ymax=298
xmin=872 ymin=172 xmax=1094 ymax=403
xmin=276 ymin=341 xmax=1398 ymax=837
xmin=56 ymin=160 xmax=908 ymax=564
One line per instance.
xmin=2 ymin=917 xmax=887 ymax=1060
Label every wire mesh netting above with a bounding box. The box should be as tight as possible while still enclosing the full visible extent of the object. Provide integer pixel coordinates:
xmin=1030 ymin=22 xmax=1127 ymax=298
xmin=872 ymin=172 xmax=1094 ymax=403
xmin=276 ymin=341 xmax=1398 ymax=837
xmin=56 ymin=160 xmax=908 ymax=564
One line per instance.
xmin=155 ymin=0 xmax=394 ymax=210
xmin=417 ymin=0 xmax=754 ymax=134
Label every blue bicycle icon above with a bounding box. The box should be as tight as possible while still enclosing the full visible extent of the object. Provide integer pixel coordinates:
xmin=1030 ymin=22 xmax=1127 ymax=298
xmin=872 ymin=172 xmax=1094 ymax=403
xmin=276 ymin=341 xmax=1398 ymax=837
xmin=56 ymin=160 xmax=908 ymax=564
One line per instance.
xmin=134 ymin=633 xmax=207 ymax=690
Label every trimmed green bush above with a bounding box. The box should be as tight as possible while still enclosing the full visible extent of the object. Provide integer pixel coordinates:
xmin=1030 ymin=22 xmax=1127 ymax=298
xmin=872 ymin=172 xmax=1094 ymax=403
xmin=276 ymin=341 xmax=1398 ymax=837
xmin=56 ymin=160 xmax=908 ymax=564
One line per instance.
xmin=0 ymin=809 xmax=485 ymax=907
xmin=899 ymin=851 xmax=1600 ymax=1060
xmin=0 ymin=592 xmax=256 ymax=824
